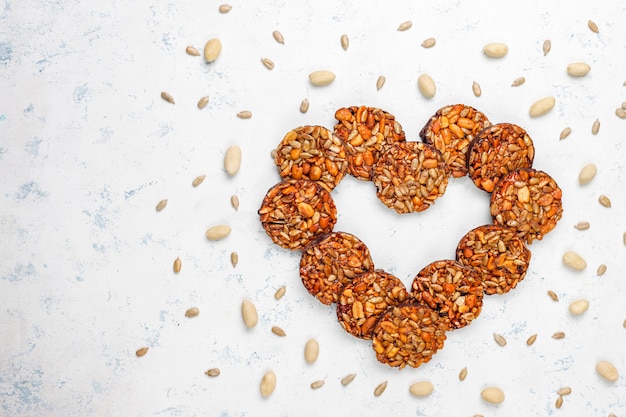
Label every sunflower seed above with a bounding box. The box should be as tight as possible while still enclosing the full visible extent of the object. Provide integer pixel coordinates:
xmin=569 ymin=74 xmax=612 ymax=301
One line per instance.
xmin=511 ymin=77 xmax=526 ymax=87
xmin=161 ymin=92 xmax=175 ymax=104
xmin=376 ymin=75 xmax=386 ymax=91
xmin=599 ymin=195 xmax=611 ymax=208
xmin=596 ymin=360 xmax=619 ymax=382
xmin=230 ymin=195 xmax=239 ymax=210
xmin=568 ymin=299 xmax=589 ymax=315
xmin=557 ymin=387 xmax=572 ymax=396
xmin=579 ymin=163 xmax=597 ymax=185
xmin=205 ymin=368 xmax=221 ymax=377
xmin=421 ymin=37 xmax=436 ymax=48
xmin=616 ymin=108 xmax=626 ymax=119
xmin=481 ymin=387 xmax=505 ymax=404
xmin=567 ymin=62 xmax=592 ymax=77
xmin=623 ymin=318 xmax=626 ymax=328
xmin=192 ymin=175 xmax=206 ymax=187
xmin=272 ymin=30 xmax=284 ymax=44
xmin=197 ymin=96 xmax=209 ymax=109
xmin=156 ymin=199 xmax=168 ymax=212
xmin=483 ymin=42 xmax=509 ymax=58
xmin=261 ymin=58 xmax=274 ymax=70
xmin=136 ymin=347 xmax=149 ymax=357
xmin=206 ymin=225 xmax=232 ymax=241
xmin=591 ymin=118 xmax=600 ymax=134
xmin=559 ymin=127 xmax=572 ymax=140
xmin=185 ymin=307 xmax=199 ymax=318
xmin=274 ymin=285 xmax=286 ymax=300
xmin=563 ymin=251 xmax=587 ymax=270
xmin=341 ymin=373 xmax=356 ymax=386
xmin=597 ymin=264 xmax=607 ymax=276
xmin=340 ymin=34 xmax=349 ymax=50
xmin=299 ymin=98 xmax=309 ymax=113
xmin=309 ymin=70 xmax=336 ymax=86
xmin=224 ymin=145 xmax=242 ymax=175
xmin=493 ymin=333 xmax=507 ymax=346
xmin=186 ymin=46 xmax=200 ymax=56
xmin=574 ymin=221 xmax=590 ymax=230
xmin=203 ymin=38 xmax=222 ymax=63
xmin=548 ymin=290 xmax=559 ymax=301
xmin=271 ymin=326 xmax=286 ymax=337
xmin=241 ymin=299 xmax=258 ymax=328
xmin=529 ymin=96 xmax=556 ymax=117
xmin=543 ymin=39 xmax=552 ymax=56
xmin=409 ymin=381 xmax=434 ymax=397
xmin=527 ymin=334 xmax=538 ymax=345
xmin=374 ymin=381 xmax=388 ymax=396
xmin=310 ymin=379 xmax=325 ymax=389
xmin=552 ymin=331 xmax=565 ymax=339
xmin=173 ymin=257 xmax=182 ymax=273
xmin=622 ymin=102 xmax=626 ymax=110
xmin=260 ymin=371 xmax=276 ymax=397
xmin=418 ymin=74 xmax=436 ymax=98
xmin=218 ymin=4 xmax=231 ymax=13
xmin=459 ymin=367 xmax=468 ymax=381
xmin=556 ymin=395 xmax=563 ymax=409
xmin=230 ymin=251 xmax=238 ymax=267
xmin=623 ymin=231 xmax=626 ymax=246
xmin=472 ymin=81 xmax=482 ymax=97
xmin=237 ymin=110 xmax=252 ymax=119
xmin=304 ymin=338 xmax=319 ymax=363
xmin=397 ymin=21 xmax=412 ymax=31
xmin=588 ymin=20 xmax=599 ymax=33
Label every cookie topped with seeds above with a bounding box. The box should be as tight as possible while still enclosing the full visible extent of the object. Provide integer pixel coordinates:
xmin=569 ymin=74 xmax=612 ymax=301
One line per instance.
xmin=419 ymin=104 xmax=491 ymax=178
xmin=372 ymin=141 xmax=448 ymax=213
xmin=410 ymin=260 xmax=484 ymax=330
xmin=300 ymin=231 xmax=375 ymax=305
xmin=490 ymin=168 xmax=563 ymax=244
xmin=371 ymin=303 xmax=448 ymax=369
xmin=336 ymin=270 xmax=409 ymax=339
xmin=467 ymin=123 xmax=535 ymax=192
xmin=274 ymin=125 xmax=348 ymax=192
xmin=456 ymin=224 xmax=531 ymax=295
xmin=258 ymin=179 xmax=337 ymax=250
xmin=333 ymin=106 xmax=406 ymax=181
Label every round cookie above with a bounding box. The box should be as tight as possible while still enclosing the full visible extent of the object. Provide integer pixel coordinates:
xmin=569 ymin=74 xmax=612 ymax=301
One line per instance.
xmin=333 ymin=106 xmax=406 ymax=181
xmin=467 ymin=123 xmax=535 ymax=193
xmin=372 ymin=141 xmax=448 ymax=213
xmin=258 ymin=179 xmax=337 ymax=250
xmin=456 ymin=224 xmax=532 ymax=295
xmin=409 ymin=260 xmax=484 ymax=330
xmin=419 ymin=104 xmax=491 ymax=178
xmin=274 ymin=125 xmax=348 ymax=192
xmin=336 ymin=270 xmax=409 ymax=339
xmin=371 ymin=303 xmax=448 ymax=369
xmin=300 ymin=231 xmax=375 ymax=305
xmin=490 ymin=168 xmax=563 ymax=244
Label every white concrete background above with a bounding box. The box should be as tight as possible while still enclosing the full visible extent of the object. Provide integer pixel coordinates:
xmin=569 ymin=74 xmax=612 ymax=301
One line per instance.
xmin=1 ymin=1 xmax=625 ymax=416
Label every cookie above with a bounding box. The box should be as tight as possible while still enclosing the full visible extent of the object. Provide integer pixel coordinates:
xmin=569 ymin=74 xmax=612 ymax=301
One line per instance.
xmin=409 ymin=260 xmax=484 ymax=330
xmin=372 ymin=141 xmax=448 ymax=213
xmin=300 ymin=231 xmax=375 ymax=305
xmin=490 ymin=168 xmax=563 ymax=244
xmin=371 ymin=303 xmax=447 ymax=369
xmin=456 ymin=224 xmax=532 ymax=295
xmin=333 ymin=106 xmax=406 ymax=181
xmin=258 ymin=179 xmax=337 ymax=250
xmin=274 ymin=125 xmax=348 ymax=192
xmin=419 ymin=104 xmax=491 ymax=178
xmin=467 ymin=123 xmax=535 ymax=192
xmin=336 ymin=270 xmax=409 ymax=339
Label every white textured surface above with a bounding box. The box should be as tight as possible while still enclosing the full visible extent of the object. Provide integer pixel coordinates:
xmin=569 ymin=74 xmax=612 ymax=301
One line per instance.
xmin=1 ymin=1 xmax=625 ymax=416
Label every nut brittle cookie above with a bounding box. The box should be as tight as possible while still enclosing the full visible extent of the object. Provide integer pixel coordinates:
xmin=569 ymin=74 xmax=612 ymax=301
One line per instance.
xmin=456 ymin=224 xmax=531 ymax=295
xmin=274 ymin=125 xmax=348 ymax=192
xmin=490 ymin=168 xmax=563 ymax=244
xmin=420 ymin=104 xmax=491 ymax=178
xmin=333 ymin=106 xmax=406 ymax=181
xmin=258 ymin=179 xmax=337 ymax=250
xmin=300 ymin=231 xmax=374 ymax=305
xmin=337 ymin=270 xmax=409 ymax=339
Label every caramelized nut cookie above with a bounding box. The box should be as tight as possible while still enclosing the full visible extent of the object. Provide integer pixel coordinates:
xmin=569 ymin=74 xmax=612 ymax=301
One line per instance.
xmin=258 ymin=179 xmax=337 ymax=250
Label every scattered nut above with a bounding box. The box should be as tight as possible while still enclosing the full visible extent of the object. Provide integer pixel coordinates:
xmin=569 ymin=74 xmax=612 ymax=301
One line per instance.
xmin=160 ymin=91 xmax=175 ymax=104
xmin=481 ymin=387 xmax=505 ymax=404
xmin=599 ymin=195 xmax=611 ymax=207
xmin=260 ymin=371 xmax=277 ymax=397
xmin=241 ymin=299 xmax=258 ymax=329
xmin=197 ymin=96 xmax=209 ymax=109
xmin=230 ymin=251 xmax=238 ymax=267
xmin=310 ymin=379 xmax=325 ymax=389
xmin=376 ymin=75 xmax=386 ymax=91
xmin=417 ymin=74 xmax=436 ymax=98
xmin=552 ymin=331 xmax=566 ymax=339
xmin=271 ymin=326 xmax=286 ymax=337
xmin=205 ymin=368 xmax=221 ymax=377
xmin=493 ymin=333 xmax=507 ymax=346
xmin=237 ymin=110 xmax=252 ymax=119
xmin=574 ymin=221 xmax=590 ymax=230
xmin=548 ymin=290 xmax=559 ymax=301
xmin=557 ymin=387 xmax=572 ymax=396
xmin=597 ymin=264 xmax=607 ymax=276
xmin=224 ymin=145 xmax=242 ymax=176
xmin=511 ymin=77 xmax=526 ymax=87
xmin=527 ymin=334 xmax=538 ymax=345
xmin=397 ymin=21 xmax=412 ymax=31
xmin=472 ymin=81 xmax=482 ymax=97
xmin=529 ymin=96 xmax=556 ymax=117
xmin=588 ymin=20 xmax=599 ymax=33
xmin=136 ymin=347 xmax=149 ymax=357
xmin=616 ymin=108 xmax=626 ymax=119
xmin=567 ymin=62 xmax=591 ymax=77
xmin=206 ymin=225 xmax=231 ymax=241
xmin=562 ymin=251 xmax=587 ymax=270
xmin=483 ymin=42 xmax=509 ymax=58
xmin=340 ymin=34 xmax=349 ymax=50
xmin=230 ymin=195 xmax=240 ymax=211
xmin=556 ymin=395 xmax=563 ymax=409
xmin=186 ymin=46 xmax=200 ymax=56
xmin=421 ymin=37 xmax=436 ymax=48
xmin=185 ymin=307 xmax=199 ymax=318
xmin=309 ymin=70 xmax=336 ymax=86
xmin=218 ymin=4 xmax=232 ymax=13
xmin=592 ymin=118 xmax=600 ymax=134
xmin=569 ymin=299 xmax=590 ymax=316
xmin=192 ymin=175 xmax=206 ymax=187
xmin=304 ymin=338 xmax=319 ymax=363
xmin=173 ymin=257 xmax=182 ymax=273
xmin=203 ymin=38 xmax=222 ymax=63
xmin=559 ymin=127 xmax=572 ymax=140
xmin=374 ymin=381 xmax=388 ymax=396
xmin=261 ymin=58 xmax=274 ymax=70
xmin=596 ymin=360 xmax=619 ymax=382
xmin=156 ymin=199 xmax=168 ymax=212
xmin=274 ymin=285 xmax=286 ymax=300
xmin=409 ymin=381 xmax=434 ymax=397
xmin=459 ymin=367 xmax=468 ymax=381
xmin=579 ymin=163 xmax=597 ymax=185
xmin=341 ymin=373 xmax=356 ymax=386
xmin=299 ymin=98 xmax=309 ymax=113
xmin=543 ymin=39 xmax=552 ymax=56
xmin=273 ymin=31 xmax=284 ymax=44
